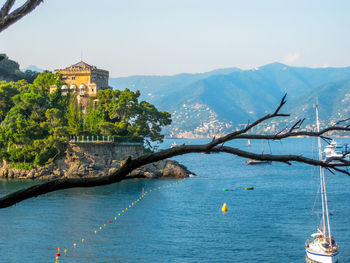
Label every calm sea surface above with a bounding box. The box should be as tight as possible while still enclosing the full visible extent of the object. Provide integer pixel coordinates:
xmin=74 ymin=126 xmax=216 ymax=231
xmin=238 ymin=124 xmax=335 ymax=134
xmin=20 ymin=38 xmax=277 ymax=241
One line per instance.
xmin=0 ymin=138 xmax=349 ymax=263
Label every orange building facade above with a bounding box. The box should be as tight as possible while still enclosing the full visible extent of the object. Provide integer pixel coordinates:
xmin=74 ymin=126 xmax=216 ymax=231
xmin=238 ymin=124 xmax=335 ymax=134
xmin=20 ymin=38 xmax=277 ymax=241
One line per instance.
xmin=54 ymin=61 xmax=110 ymax=97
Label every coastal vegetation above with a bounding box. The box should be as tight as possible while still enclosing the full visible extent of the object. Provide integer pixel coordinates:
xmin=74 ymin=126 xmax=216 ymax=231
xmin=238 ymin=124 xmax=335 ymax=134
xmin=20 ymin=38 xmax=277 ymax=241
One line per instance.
xmin=0 ymin=57 xmax=39 ymax=82
xmin=0 ymin=72 xmax=171 ymax=167
xmin=1 ymin=95 xmax=350 ymax=208
xmin=0 ymin=0 xmax=349 ymax=212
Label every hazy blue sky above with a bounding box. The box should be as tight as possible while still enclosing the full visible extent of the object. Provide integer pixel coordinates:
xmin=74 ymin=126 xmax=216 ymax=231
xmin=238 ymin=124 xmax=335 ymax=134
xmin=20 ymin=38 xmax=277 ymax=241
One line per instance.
xmin=0 ymin=0 xmax=349 ymax=77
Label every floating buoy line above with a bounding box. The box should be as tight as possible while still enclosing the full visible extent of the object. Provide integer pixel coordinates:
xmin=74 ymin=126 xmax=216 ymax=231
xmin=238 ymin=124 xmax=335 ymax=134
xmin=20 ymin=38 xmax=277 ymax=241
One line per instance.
xmin=54 ymin=179 xmax=185 ymax=263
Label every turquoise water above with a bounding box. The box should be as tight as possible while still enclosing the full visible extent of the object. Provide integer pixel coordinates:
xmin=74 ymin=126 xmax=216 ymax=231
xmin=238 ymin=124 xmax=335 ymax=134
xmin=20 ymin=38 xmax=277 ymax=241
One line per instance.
xmin=0 ymin=138 xmax=349 ymax=263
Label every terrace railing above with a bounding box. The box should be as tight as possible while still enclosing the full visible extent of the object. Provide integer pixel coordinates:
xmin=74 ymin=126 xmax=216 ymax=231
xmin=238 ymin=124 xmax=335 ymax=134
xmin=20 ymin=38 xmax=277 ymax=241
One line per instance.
xmin=69 ymin=136 xmax=143 ymax=146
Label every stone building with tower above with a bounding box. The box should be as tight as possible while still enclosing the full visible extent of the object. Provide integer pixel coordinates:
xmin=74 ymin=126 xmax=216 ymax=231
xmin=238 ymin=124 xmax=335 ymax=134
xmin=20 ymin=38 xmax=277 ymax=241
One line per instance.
xmin=54 ymin=61 xmax=110 ymax=97
xmin=54 ymin=61 xmax=111 ymax=113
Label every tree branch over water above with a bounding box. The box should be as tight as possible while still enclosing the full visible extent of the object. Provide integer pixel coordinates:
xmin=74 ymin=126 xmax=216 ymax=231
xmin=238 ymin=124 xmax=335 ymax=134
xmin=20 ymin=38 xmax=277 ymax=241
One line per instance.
xmin=0 ymin=95 xmax=349 ymax=209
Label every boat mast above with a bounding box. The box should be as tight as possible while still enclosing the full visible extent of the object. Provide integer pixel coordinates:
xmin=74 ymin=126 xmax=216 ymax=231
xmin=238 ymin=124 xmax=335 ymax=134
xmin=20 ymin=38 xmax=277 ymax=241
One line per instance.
xmin=322 ymin=165 xmax=332 ymax=244
xmin=315 ymin=102 xmax=332 ymax=243
xmin=262 ymin=123 xmax=265 ymax=154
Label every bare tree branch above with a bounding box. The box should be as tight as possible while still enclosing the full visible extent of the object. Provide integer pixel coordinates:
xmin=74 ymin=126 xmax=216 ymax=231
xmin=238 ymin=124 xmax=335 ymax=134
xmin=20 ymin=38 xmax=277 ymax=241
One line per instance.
xmin=333 ymin=117 xmax=350 ymax=126
xmin=0 ymin=95 xmax=349 ymax=209
xmin=274 ymin=127 xmax=287 ymax=138
xmin=321 ymin=136 xmax=332 ymax=144
xmin=332 ymin=167 xmax=350 ymax=175
xmin=206 ymin=94 xmax=290 ymax=149
xmin=288 ymin=118 xmax=305 ymax=133
xmin=0 ymin=0 xmax=16 ymax=18
xmin=0 ymin=0 xmax=43 ymax=33
xmin=233 ymin=126 xmax=350 ymax=141
xmin=273 ymin=93 xmax=287 ymax=115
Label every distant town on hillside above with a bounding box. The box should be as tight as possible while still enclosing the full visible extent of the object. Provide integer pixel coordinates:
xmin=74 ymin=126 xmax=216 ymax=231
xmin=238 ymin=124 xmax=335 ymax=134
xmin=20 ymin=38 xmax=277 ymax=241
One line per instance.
xmin=1 ymin=56 xmax=349 ymax=138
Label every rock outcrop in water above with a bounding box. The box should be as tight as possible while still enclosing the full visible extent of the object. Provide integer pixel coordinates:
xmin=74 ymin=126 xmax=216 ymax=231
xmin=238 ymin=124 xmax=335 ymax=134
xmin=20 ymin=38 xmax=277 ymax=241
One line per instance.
xmin=0 ymin=143 xmax=195 ymax=180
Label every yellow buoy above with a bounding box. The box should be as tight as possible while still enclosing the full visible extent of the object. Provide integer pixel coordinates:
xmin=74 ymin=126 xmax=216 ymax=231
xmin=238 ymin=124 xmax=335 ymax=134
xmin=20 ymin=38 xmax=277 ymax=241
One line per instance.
xmin=221 ymin=203 xmax=228 ymax=213
xmin=81 ymin=238 xmax=85 ymax=242
xmin=64 ymin=249 xmax=67 ymax=254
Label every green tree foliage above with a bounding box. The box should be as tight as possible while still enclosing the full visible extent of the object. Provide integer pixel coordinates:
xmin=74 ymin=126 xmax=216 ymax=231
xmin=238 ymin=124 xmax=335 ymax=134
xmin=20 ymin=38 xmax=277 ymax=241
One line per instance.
xmin=0 ymin=73 xmax=171 ymax=167
xmin=0 ymin=57 xmax=39 ymax=83
xmin=66 ymin=94 xmax=82 ymax=135
xmin=96 ymin=89 xmax=171 ymax=142
xmin=23 ymin=70 xmax=40 ymax=83
xmin=0 ymin=72 xmax=69 ymax=166
xmin=33 ymin=71 xmax=63 ymax=91
xmin=83 ymin=99 xmax=104 ymax=135
xmin=132 ymin=101 xmax=171 ymax=142
xmin=0 ymin=81 xmax=19 ymax=121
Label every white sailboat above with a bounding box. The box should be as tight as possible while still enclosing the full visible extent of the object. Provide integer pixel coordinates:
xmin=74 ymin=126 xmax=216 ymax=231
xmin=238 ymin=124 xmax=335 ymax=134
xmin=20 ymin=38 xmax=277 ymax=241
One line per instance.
xmin=305 ymin=103 xmax=339 ymax=263
xmin=247 ymin=139 xmax=251 ymax=147
xmin=324 ymin=140 xmax=350 ymax=164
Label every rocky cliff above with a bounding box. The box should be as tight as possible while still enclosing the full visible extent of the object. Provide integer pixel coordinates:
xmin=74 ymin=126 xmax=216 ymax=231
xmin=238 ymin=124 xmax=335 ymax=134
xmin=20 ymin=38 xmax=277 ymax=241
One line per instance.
xmin=0 ymin=143 xmax=195 ymax=179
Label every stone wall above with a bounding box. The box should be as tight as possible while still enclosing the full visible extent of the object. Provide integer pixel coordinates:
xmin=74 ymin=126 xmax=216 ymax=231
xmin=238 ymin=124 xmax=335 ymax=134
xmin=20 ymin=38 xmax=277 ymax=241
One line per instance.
xmin=0 ymin=143 xmax=195 ymax=180
xmin=67 ymin=143 xmax=144 ymax=167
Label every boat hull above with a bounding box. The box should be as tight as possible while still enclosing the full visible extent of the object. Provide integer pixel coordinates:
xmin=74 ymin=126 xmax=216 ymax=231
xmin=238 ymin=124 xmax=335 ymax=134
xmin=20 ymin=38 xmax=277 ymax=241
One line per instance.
xmin=245 ymin=160 xmax=272 ymax=165
xmin=305 ymin=248 xmax=339 ymax=263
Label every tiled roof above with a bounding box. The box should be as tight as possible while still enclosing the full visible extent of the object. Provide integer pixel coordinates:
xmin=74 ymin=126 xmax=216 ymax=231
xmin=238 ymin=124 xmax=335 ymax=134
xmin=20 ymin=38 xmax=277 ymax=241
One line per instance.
xmin=66 ymin=61 xmax=96 ymax=70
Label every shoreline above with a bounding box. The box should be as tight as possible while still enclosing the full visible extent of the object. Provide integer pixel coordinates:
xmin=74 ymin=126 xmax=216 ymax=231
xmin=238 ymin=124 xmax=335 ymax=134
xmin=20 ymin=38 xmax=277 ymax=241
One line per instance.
xmin=0 ymin=143 xmax=196 ymax=180
xmin=166 ymin=135 xmax=350 ymax=139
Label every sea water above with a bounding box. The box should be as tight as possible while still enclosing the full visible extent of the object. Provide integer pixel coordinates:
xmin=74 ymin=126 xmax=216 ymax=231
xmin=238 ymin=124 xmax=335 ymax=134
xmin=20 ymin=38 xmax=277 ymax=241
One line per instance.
xmin=0 ymin=138 xmax=349 ymax=263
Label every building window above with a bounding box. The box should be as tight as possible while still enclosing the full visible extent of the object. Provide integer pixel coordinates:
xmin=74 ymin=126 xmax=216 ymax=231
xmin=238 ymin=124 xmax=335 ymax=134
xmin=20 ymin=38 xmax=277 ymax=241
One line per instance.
xmin=72 ymin=76 xmax=76 ymax=80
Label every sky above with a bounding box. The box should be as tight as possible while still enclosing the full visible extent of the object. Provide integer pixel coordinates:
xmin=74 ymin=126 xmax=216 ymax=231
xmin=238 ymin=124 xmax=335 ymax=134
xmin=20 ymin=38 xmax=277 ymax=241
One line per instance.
xmin=0 ymin=0 xmax=349 ymax=77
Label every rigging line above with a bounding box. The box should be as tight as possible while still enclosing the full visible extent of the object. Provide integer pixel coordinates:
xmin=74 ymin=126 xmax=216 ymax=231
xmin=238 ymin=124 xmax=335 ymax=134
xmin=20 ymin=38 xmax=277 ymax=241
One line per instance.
xmin=267 ymin=140 xmax=272 ymax=154
xmin=311 ymin=179 xmax=321 ymax=216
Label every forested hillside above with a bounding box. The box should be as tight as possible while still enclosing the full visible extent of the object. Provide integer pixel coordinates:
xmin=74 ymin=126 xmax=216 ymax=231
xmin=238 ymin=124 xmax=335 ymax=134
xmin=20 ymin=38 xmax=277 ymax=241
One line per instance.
xmin=0 ymin=56 xmax=39 ymax=83
xmin=0 ymin=72 xmax=170 ymax=168
xmin=111 ymin=63 xmax=350 ymax=137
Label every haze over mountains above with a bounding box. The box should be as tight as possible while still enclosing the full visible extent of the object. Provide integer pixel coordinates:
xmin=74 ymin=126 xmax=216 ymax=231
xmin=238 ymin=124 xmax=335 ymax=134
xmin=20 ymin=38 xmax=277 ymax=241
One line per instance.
xmin=110 ymin=63 xmax=350 ymax=138
xmin=5 ymin=59 xmax=349 ymax=138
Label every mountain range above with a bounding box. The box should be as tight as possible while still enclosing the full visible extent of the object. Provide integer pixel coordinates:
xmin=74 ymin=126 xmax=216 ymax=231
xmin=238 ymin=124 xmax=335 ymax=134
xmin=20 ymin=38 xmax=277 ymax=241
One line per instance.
xmin=21 ymin=65 xmax=44 ymax=73
xmin=110 ymin=63 xmax=350 ymax=138
xmin=4 ymin=58 xmax=349 ymax=138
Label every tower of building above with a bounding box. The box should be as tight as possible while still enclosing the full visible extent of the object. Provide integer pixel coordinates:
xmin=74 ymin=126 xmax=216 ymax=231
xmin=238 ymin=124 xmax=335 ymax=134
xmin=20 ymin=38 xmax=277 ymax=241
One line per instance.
xmin=54 ymin=61 xmax=110 ymax=97
xmin=54 ymin=61 xmax=111 ymax=113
